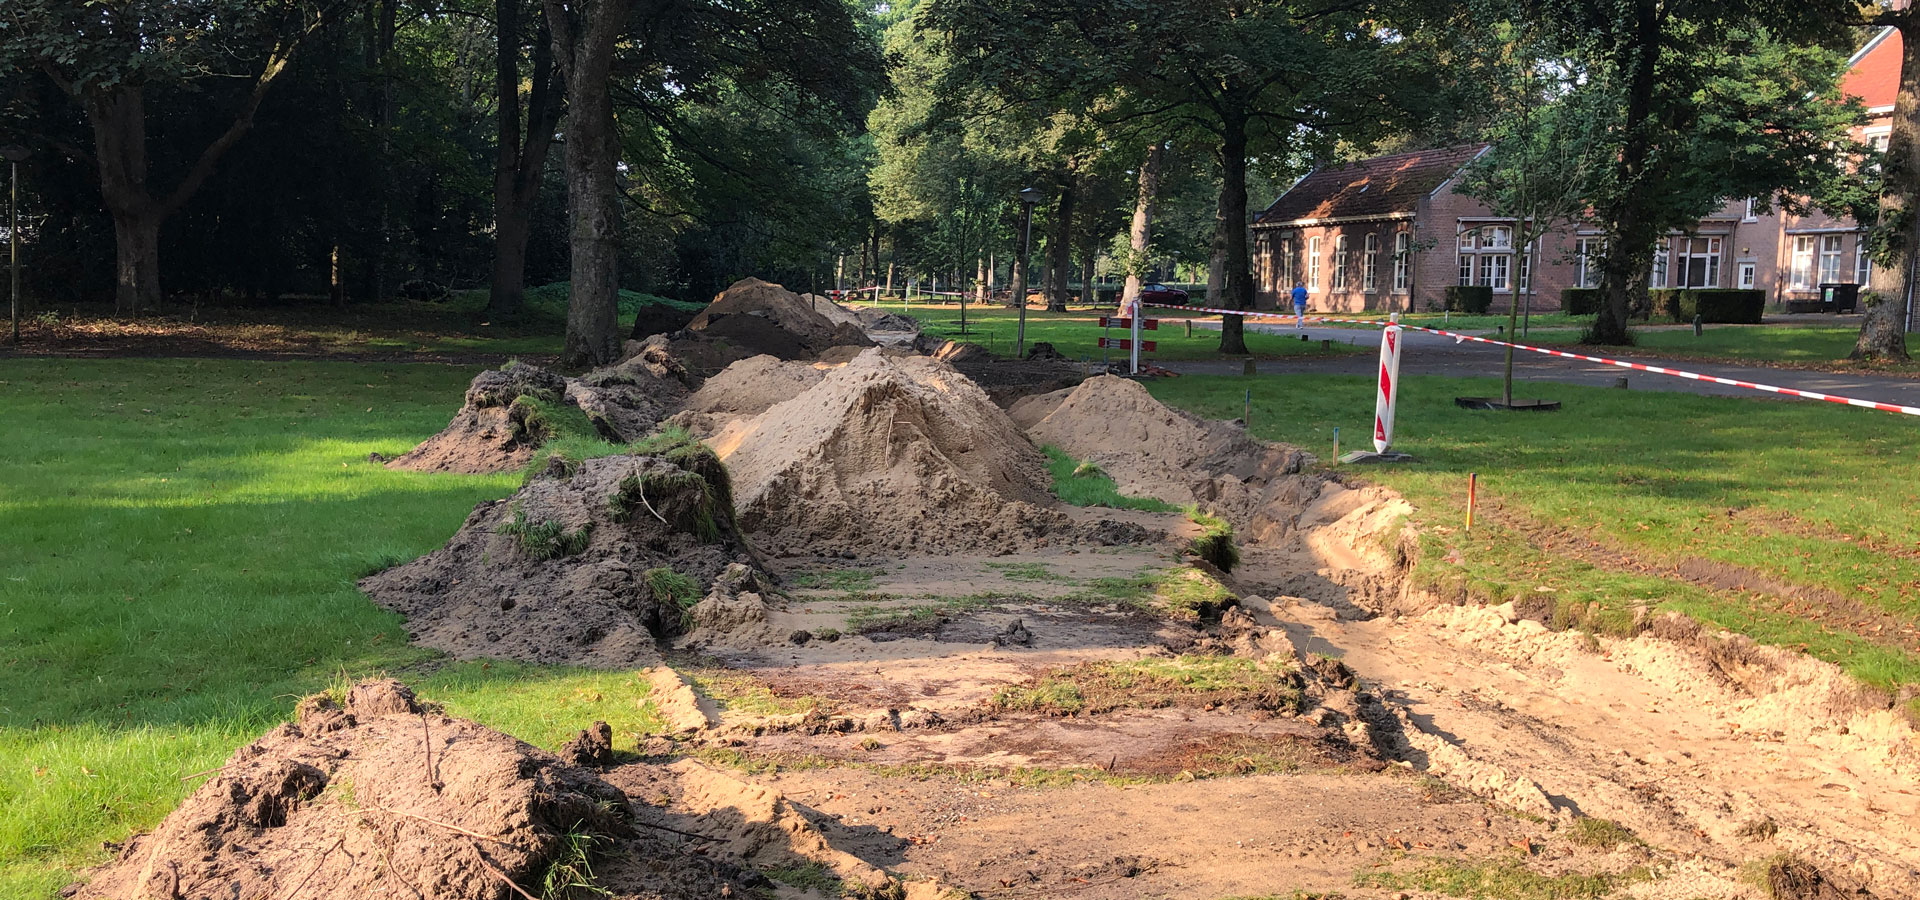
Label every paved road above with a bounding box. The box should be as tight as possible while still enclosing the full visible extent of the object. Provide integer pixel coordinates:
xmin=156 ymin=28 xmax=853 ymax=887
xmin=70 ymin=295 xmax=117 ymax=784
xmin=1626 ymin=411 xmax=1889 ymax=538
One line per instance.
xmin=1168 ymin=318 xmax=1920 ymax=410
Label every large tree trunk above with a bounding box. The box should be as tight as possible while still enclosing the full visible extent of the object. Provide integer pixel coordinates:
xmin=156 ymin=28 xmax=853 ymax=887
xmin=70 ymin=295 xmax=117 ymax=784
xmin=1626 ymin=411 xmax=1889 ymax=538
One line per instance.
xmin=548 ymin=0 xmax=631 ymax=368
xmin=88 ymin=86 xmax=163 ymax=316
xmin=1856 ymin=20 xmax=1919 ymax=361
xmin=1217 ymin=112 xmax=1252 ymax=355
xmin=1590 ymin=0 xmax=1661 ymax=345
xmin=491 ymin=0 xmax=562 ymax=319
xmin=1121 ymin=143 xmax=1163 ymax=307
xmin=1080 ymin=243 xmax=1098 ymax=305
xmin=1045 ymin=178 xmax=1074 ymax=311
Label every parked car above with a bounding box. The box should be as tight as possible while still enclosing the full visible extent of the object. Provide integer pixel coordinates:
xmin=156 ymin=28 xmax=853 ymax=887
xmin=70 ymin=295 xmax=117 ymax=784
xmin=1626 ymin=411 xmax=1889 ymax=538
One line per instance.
xmin=1139 ymin=283 xmax=1189 ymax=305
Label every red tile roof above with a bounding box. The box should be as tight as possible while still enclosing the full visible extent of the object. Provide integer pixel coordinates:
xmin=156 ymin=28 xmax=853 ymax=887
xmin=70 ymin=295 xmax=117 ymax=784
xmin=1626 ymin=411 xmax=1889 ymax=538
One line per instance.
xmin=1255 ymin=144 xmax=1488 ymax=226
xmin=1843 ymin=27 xmax=1900 ymax=111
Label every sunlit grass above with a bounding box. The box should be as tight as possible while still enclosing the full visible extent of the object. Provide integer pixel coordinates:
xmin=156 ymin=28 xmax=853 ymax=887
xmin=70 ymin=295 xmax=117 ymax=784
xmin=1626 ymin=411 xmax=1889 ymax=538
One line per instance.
xmin=0 ymin=358 xmax=665 ymax=893
xmin=893 ymin=303 xmax=1370 ymax=361
xmin=1522 ymin=324 xmax=1920 ymax=365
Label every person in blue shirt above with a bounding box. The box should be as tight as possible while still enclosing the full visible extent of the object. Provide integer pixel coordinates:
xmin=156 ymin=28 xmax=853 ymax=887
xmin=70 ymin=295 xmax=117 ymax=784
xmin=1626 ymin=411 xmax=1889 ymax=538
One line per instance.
xmin=1291 ymin=281 xmax=1308 ymax=328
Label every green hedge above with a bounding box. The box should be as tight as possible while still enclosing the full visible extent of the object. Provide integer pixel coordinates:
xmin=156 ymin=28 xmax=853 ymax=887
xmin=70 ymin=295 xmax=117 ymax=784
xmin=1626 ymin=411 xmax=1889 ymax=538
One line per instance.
xmin=1444 ymin=285 xmax=1494 ymax=313
xmin=1654 ymin=289 xmax=1764 ymax=324
xmin=1559 ymin=287 xmax=1762 ymax=324
xmin=1562 ymin=288 xmax=1603 ymax=315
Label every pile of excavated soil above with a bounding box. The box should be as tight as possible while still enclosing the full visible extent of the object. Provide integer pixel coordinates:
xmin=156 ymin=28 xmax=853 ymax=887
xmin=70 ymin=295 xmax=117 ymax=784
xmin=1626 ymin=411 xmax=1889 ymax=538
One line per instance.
xmin=685 ymin=277 xmax=872 ymax=361
xmin=361 ymin=445 xmax=761 ymax=668
xmin=1027 ymin=375 xmax=1320 ymax=541
xmin=711 ymin=349 xmax=1075 ymax=556
xmin=390 ymin=360 xmax=689 ymax=473
xmin=386 ymin=363 xmax=570 ymax=473
xmin=70 ymin=680 xmax=757 ymax=900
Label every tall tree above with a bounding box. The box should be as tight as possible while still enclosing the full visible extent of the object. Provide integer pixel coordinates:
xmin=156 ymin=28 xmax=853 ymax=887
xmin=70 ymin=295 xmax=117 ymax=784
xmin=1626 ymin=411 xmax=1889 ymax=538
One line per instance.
xmin=1852 ymin=7 xmax=1918 ymax=362
xmin=545 ymin=0 xmax=880 ymax=367
xmin=491 ymin=0 xmax=563 ymax=319
xmin=926 ymin=0 xmax=1431 ymax=354
xmin=1 ymin=0 xmax=339 ymax=314
xmin=1529 ymin=0 xmax=1860 ymax=344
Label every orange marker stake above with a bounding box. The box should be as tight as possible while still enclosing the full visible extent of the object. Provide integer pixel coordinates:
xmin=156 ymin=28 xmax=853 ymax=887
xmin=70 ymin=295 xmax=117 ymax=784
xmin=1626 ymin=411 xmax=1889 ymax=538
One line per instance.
xmin=1466 ymin=472 xmax=1477 ymax=532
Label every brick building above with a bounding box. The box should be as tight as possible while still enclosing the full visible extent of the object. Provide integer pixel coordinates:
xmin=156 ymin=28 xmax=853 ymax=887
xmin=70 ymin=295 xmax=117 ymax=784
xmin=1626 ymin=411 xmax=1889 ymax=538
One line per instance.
xmin=1250 ymin=28 xmax=1902 ymax=315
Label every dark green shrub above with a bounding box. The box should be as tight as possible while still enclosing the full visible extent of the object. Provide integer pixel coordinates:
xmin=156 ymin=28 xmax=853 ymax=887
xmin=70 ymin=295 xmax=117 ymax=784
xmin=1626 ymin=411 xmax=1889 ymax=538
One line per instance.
xmin=1562 ymin=288 xmax=1603 ymax=316
xmin=1444 ymin=285 xmax=1494 ymax=313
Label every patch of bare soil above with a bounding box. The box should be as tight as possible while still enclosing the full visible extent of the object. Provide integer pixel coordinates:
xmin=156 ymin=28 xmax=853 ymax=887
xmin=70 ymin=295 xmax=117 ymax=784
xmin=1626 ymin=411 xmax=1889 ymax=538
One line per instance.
xmin=69 ymin=680 xmax=761 ymax=900
xmin=947 ymin=355 xmax=1088 ymax=408
xmin=746 ymin=767 xmax=1584 ymax=900
xmin=361 ymin=444 xmax=759 ymax=668
xmin=710 ymin=350 xmax=1082 ymax=556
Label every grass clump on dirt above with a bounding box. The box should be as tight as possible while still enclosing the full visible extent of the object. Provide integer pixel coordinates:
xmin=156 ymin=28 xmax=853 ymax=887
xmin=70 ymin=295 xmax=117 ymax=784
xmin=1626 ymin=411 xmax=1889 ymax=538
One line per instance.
xmin=644 ymin=567 xmax=702 ymax=629
xmin=540 ymin=830 xmax=612 ymax=899
xmin=763 ymin=862 xmax=842 ymax=895
xmin=1187 ymin=507 xmax=1240 ymax=572
xmin=605 ymin=429 xmax=733 ymax=543
xmin=789 ymin=568 xmax=880 ymax=591
xmin=992 ymin=655 xmax=1302 ymax=717
xmin=500 ymin=506 xmax=594 ymax=560
xmin=1074 ymin=566 xmax=1238 ymax=621
xmin=682 ymin=668 xmax=827 ymax=718
xmin=1043 ymin=446 xmax=1180 ymax=512
xmin=1148 ymin=373 xmax=1920 ymax=701
xmin=1565 ymin=816 xmax=1638 ymax=850
xmin=985 ymin=561 xmax=1073 ymax=582
xmin=1355 ymin=857 xmax=1642 ymax=900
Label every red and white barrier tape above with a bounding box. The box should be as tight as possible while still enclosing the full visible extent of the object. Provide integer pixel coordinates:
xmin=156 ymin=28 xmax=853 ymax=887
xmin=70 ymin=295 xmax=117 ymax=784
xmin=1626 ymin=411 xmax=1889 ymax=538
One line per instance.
xmin=1140 ymin=302 xmax=1920 ymax=418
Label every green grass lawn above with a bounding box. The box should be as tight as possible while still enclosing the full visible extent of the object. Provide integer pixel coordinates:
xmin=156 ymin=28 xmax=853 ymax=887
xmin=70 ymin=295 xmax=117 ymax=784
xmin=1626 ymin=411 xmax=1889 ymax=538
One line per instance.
xmin=890 ymin=302 xmax=1369 ymax=361
xmin=1149 ymin=374 xmax=1920 ymax=696
xmin=0 ymin=359 xmax=665 ymax=896
xmin=1519 ymin=325 xmax=1920 ymax=368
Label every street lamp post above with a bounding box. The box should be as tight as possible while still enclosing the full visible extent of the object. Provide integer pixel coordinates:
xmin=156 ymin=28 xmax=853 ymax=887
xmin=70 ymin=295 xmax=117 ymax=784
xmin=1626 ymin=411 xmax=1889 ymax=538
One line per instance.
xmin=0 ymin=145 xmax=25 ymax=345
xmin=1013 ymin=186 xmax=1042 ymax=359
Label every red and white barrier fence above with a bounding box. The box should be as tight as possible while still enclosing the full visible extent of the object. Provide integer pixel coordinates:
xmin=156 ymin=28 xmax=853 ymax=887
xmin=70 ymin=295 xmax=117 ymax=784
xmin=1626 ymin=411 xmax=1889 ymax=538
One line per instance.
xmin=1140 ymin=302 xmax=1920 ymax=418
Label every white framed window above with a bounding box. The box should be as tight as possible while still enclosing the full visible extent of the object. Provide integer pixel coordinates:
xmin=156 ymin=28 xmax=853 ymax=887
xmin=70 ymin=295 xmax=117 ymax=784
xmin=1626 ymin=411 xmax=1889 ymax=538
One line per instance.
xmin=1856 ymin=237 xmax=1871 ymax=285
xmin=1392 ymin=232 xmax=1411 ymax=293
xmin=1478 ymin=253 xmax=1510 ymax=290
xmin=1790 ymin=236 xmax=1815 ymax=290
xmin=1743 ymin=198 xmax=1759 ymax=222
xmin=1307 ymin=236 xmax=1322 ymax=288
xmin=1678 ymin=237 xmax=1721 ymax=288
xmin=1650 ymin=238 xmax=1670 ymax=289
xmin=1737 ymin=260 xmax=1756 ymax=289
xmin=1457 ymin=223 xmax=1514 ymax=291
xmin=1363 ymin=233 xmax=1379 ymax=292
xmin=1281 ymin=238 xmax=1295 ymax=287
xmin=1517 ymin=248 xmax=1531 ymax=292
xmin=1576 ymin=237 xmax=1605 ymax=288
xmin=1818 ymin=235 xmax=1844 ymax=285
xmin=1333 ymin=235 xmax=1349 ymax=290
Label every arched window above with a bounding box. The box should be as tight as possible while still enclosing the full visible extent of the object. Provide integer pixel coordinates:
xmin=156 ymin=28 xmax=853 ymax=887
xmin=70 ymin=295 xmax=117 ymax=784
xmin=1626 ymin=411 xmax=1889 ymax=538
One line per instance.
xmin=1363 ymin=233 xmax=1380 ymax=292
xmin=1332 ymin=235 xmax=1350 ymax=290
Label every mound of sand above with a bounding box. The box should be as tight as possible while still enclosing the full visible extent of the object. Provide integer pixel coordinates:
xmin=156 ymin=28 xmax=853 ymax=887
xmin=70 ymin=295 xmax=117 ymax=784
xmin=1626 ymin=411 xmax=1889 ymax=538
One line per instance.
xmin=1026 ymin=375 xmax=1316 ymax=541
xmin=71 ymin=680 xmax=756 ymax=900
xmin=713 ymin=349 xmax=1072 ymax=555
xmin=684 ymin=354 xmax=826 ymax=418
xmin=686 ymin=278 xmax=872 ymax=360
xmin=386 ymin=363 xmax=570 ymax=473
xmin=361 ymin=441 xmax=762 ymax=668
